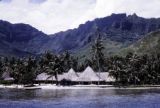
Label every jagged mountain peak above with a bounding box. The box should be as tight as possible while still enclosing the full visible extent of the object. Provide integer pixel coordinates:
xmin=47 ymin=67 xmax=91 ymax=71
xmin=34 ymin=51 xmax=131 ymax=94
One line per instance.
xmin=0 ymin=13 xmax=160 ymax=57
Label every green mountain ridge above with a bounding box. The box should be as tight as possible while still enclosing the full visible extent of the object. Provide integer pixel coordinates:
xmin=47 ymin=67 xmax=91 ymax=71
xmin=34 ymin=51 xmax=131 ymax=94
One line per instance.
xmin=73 ymin=38 xmax=129 ymax=61
xmin=74 ymin=30 xmax=160 ymax=61
xmin=123 ymin=30 xmax=160 ymax=55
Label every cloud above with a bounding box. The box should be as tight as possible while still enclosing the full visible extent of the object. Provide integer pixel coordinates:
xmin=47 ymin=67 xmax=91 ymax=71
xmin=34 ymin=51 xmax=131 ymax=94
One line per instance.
xmin=29 ymin=0 xmax=46 ymax=4
xmin=0 ymin=0 xmax=12 ymax=3
xmin=0 ymin=0 xmax=96 ymax=34
xmin=71 ymin=0 xmax=160 ymax=30
xmin=0 ymin=0 xmax=160 ymax=34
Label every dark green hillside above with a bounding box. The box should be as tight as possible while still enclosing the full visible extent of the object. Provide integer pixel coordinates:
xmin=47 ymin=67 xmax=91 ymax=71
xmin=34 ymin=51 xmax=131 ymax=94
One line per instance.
xmin=73 ymin=39 xmax=129 ymax=62
xmin=74 ymin=30 xmax=160 ymax=62
xmin=122 ymin=30 xmax=160 ymax=55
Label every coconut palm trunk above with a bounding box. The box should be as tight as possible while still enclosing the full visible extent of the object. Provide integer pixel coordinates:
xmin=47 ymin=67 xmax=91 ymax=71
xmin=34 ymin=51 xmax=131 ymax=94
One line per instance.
xmin=97 ymin=57 xmax=100 ymax=85
xmin=55 ymin=71 xmax=58 ymax=85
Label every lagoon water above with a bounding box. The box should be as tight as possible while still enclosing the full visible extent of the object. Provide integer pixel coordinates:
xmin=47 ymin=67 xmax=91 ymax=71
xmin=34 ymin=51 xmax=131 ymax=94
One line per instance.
xmin=0 ymin=88 xmax=160 ymax=108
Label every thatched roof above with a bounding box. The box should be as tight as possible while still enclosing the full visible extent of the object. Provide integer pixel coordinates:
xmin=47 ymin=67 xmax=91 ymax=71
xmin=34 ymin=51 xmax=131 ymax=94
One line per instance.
xmin=76 ymin=66 xmax=102 ymax=82
xmin=35 ymin=69 xmax=115 ymax=82
xmin=36 ymin=73 xmax=50 ymax=81
xmin=2 ymin=72 xmax=14 ymax=81
xmin=63 ymin=68 xmax=79 ymax=81
xmin=36 ymin=72 xmax=67 ymax=81
xmin=4 ymin=77 xmax=14 ymax=81
xmin=47 ymin=75 xmax=56 ymax=81
xmin=98 ymin=72 xmax=115 ymax=82
xmin=47 ymin=74 xmax=66 ymax=81
xmin=58 ymin=74 xmax=66 ymax=81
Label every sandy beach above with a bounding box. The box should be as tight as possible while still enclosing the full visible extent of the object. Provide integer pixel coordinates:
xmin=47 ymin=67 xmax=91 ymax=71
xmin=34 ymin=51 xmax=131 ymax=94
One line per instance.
xmin=1 ymin=84 xmax=160 ymax=90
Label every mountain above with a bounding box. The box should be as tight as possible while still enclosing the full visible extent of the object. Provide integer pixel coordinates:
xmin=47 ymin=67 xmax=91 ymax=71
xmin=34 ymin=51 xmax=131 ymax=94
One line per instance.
xmin=122 ymin=30 xmax=160 ymax=55
xmin=0 ymin=20 xmax=49 ymax=57
xmin=1 ymin=13 xmax=160 ymax=57
xmin=50 ymin=13 xmax=160 ymax=53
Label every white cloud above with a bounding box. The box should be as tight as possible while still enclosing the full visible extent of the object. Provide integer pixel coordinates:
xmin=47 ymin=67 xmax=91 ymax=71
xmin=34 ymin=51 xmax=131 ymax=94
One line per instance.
xmin=0 ymin=0 xmax=160 ymax=34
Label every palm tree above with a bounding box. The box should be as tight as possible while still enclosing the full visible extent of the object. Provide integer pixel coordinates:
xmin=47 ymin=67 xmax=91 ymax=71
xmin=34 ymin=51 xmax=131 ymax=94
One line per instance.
xmin=61 ymin=51 xmax=78 ymax=72
xmin=91 ymin=30 xmax=105 ymax=84
xmin=42 ymin=51 xmax=55 ymax=84
xmin=71 ymin=57 xmax=79 ymax=72
xmin=44 ymin=53 xmax=64 ymax=85
xmin=23 ymin=57 xmax=37 ymax=85
xmin=108 ymin=56 xmax=126 ymax=85
xmin=0 ymin=57 xmax=3 ymax=80
xmin=46 ymin=61 xmax=55 ymax=84
xmin=53 ymin=55 xmax=63 ymax=85
xmin=11 ymin=59 xmax=24 ymax=85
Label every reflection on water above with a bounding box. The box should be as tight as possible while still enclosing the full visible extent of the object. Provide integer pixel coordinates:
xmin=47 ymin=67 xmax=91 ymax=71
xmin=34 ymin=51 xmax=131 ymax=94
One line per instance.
xmin=0 ymin=88 xmax=160 ymax=108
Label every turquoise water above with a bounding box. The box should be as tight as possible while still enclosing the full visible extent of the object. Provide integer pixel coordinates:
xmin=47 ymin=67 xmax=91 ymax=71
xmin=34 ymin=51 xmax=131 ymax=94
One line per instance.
xmin=0 ymin=88 xmax=160 ymax=108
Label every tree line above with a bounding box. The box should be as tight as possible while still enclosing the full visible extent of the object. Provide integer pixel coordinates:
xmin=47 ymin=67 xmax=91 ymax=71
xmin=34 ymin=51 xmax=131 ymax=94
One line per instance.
xmin=0 ymin=32 xmax=160 ymax=86
xmin=0 ymin=51 xmax=79 ymax=84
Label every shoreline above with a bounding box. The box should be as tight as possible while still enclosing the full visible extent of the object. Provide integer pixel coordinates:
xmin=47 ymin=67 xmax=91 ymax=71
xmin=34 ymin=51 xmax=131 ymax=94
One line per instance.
xmin=1 ymin=84 xmax=160 ymax=90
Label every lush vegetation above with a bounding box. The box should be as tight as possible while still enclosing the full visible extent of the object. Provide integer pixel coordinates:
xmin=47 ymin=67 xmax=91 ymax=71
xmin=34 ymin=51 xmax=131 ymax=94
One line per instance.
xmin=0 ymin=51 xmax=79 ymax=85
xmin=108 ymin=53 xmax=160 ymax=85
xmin=0 ymin=31 xmax=160 ymax=86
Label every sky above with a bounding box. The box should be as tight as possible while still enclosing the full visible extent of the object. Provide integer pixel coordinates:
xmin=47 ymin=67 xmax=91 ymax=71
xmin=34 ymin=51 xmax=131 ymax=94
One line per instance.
xmin=0 ymin=0 xmax=160 ymax=34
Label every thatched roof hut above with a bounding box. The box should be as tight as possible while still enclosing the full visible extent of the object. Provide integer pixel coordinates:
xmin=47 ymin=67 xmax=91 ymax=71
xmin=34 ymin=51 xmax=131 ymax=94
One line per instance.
xmin=35 ymin=68 xmax=115 ymax=83
xmin=63 ymin=68 xmax=79 ymax=81
xmin=36 ymin=73 xmax=50 ymax=81
xmin=2 ymin=72 xmax=14 ymax=81
xmin=76 ymin=66 xmax=102 ymax=82
xmin=98 ymin=72 xmax=115 ymax=82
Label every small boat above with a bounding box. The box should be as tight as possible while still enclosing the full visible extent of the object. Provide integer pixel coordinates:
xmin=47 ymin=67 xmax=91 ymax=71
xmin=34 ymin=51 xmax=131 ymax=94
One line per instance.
xmin=22 ymin=85 xmax=41 ymax=90
xmin=23 ymin=87 xmax=41 ymax=90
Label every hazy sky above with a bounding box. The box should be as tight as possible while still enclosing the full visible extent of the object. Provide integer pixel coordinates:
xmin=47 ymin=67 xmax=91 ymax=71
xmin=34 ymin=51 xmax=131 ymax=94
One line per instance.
xmin=0 ymin=0 xmax=160 ymax=34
